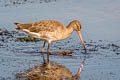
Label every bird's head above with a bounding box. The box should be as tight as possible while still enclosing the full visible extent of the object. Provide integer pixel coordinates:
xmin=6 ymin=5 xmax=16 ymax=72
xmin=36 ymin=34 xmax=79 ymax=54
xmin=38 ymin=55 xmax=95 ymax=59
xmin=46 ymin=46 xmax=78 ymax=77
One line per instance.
xmin=70 ymin=20 xmax=86 ymax=52
xmin=71 ymin=20 xmax=82 ymax=31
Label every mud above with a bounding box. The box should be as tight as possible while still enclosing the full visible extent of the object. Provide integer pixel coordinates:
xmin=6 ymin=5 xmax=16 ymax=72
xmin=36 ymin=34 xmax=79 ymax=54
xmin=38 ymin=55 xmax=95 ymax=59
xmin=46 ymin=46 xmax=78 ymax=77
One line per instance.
xmin=0 ymin=28 xmax=120 ymax=80
xmin=0 ymin=0 xmax=120 ymax=79
xmin=0 ymin=0 xmax=56 ymax=7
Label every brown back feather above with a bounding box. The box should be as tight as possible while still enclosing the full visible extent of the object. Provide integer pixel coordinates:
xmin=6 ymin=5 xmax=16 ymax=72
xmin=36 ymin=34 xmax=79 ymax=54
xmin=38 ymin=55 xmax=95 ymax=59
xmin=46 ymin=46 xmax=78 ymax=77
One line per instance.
xmin=29 ymin=20 xmax=65 ymax=33
xmin=14 ymin=20 xmax=65 ymax=32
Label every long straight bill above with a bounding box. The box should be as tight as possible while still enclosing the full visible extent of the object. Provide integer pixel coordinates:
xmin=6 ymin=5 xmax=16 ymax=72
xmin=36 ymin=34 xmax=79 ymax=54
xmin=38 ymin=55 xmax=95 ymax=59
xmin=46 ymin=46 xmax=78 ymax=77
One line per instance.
xmin=77 ymin=31 xmax=86 ymax=52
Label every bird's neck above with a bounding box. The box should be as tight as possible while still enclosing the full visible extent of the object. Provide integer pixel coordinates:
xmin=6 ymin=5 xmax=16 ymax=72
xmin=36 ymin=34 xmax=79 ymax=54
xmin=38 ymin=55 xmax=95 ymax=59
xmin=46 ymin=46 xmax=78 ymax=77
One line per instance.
xmin=63 ymin=24 xmax=74 ymax=38
xmin=66 ymin=23 xmax=74 ymax=33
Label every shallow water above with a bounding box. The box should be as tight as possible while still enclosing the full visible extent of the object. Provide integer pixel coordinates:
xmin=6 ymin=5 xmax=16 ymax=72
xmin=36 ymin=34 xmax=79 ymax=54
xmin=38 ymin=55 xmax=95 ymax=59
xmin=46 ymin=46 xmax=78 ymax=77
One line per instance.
xmin=0 ymin=0 xmax=120 ymax=80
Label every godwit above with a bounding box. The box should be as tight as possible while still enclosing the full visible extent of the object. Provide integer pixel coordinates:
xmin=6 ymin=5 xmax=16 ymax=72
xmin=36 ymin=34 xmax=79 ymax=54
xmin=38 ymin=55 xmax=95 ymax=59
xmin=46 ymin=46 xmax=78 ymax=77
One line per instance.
xmin=14 ymin=20 xmax=86 ymax=55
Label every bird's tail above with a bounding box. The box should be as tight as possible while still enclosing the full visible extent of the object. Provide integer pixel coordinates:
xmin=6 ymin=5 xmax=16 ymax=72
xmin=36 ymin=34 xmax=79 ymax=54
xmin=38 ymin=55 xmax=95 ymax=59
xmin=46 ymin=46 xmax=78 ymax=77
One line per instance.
xmin=14 ymin=22 xmax=21 ymax=30
xmin=14 ymin=22 xmax=19 ymax=25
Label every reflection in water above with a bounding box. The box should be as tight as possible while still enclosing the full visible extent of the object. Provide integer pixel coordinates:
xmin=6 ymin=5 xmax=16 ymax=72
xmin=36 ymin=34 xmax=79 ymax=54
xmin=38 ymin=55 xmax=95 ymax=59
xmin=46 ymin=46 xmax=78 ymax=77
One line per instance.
xmin=74 ymin=55 xmax=86 ymax=80
xmin=16 ymin=55 xmax=86 ymax=80
xmin=16 ymin=61 xmax=73 ymax=80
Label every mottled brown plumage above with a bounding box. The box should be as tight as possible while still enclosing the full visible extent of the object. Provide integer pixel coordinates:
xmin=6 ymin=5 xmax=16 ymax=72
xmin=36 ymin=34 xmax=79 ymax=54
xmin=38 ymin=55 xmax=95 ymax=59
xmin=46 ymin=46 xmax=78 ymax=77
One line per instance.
xmin=14 ymin=20 xmax=86 ymax=58
xmin=15 ymin=20 xmax=64 ymax=32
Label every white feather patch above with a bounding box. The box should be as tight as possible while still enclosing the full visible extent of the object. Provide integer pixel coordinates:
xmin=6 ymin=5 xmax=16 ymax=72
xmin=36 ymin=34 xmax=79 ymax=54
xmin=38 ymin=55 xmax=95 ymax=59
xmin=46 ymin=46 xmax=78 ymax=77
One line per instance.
xmin=22 ymin=29 xmax=40 ymax=37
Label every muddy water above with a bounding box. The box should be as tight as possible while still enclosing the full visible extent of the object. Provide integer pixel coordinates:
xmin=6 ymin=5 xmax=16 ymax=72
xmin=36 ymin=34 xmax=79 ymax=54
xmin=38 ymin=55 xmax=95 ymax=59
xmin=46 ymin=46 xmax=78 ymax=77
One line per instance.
xmin=0 ymin=0 xmax=120 ymax=80
xmin=0 ymin=28 xmax=120 ymax=80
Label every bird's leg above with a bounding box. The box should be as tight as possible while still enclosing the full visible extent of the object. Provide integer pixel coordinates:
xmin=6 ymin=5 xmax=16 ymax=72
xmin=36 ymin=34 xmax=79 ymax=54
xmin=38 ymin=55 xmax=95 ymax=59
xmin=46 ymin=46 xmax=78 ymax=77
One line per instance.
xmin=41 ymin=41 xmax=46 ymax=62
xmin=47 ymin=42 xmax=51 ymax=62
xmin=41 ymin=41 xmax=46 ymax=53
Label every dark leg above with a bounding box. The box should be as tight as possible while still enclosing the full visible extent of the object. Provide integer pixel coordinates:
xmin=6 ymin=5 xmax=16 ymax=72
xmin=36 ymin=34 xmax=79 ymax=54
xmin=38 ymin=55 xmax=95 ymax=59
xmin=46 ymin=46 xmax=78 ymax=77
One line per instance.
xmin=47 ymin=42 xmax=51 ymax=62
xmin=41 ymin=41 xmax=46 ymax=53
xmin=41 ymin=41 xmax=46 ymax=62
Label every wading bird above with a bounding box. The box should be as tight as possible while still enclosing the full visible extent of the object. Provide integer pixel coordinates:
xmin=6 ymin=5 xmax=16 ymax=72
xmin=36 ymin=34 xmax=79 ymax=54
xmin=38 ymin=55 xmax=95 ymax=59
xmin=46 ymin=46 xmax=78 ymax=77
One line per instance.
xmin=14 ymin=20 xmax=86 ymax=57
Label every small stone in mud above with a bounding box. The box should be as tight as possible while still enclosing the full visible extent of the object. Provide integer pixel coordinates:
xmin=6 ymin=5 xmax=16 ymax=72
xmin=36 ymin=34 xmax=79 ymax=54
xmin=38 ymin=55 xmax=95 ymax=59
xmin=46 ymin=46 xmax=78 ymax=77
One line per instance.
xmin=100 ymin=46 xmax=109 ymax=49
xmin=67 ymin=41 xmax=70 ymax=43
xmin=59 ymin=47 xmax=62 ymax=49
xmin=88 ymin=48 xmax=98 ymax=52
xmin=0 ymin=29 xmax=9 ymax=35
xmin=0 ymin=28 xmax=13 ymax=37
xmin=111 ymin=43 xmax=119 ymax=48
xmin=0 ymin=42 xmax=3 ymax=45
xmin=85 ymin=43 xmax=94 ymax=47
xmin=116 ymin=52 xmax=120 ymax=55
xmin=99 ymin=40 xmax=102 ymax=42
xmin=89 ymin=40 xmax=93 ymax=43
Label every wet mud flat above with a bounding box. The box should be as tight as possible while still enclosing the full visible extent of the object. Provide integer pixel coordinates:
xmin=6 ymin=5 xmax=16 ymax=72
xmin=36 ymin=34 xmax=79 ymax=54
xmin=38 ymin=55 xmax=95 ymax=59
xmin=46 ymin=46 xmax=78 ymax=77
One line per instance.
xmin=0 ymin=28 xmax=120 ymax=80
xmin=0 ymin=0 xmax=120 ymax=79
xmin=0 ymin=0 xmax=56 ymax=7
